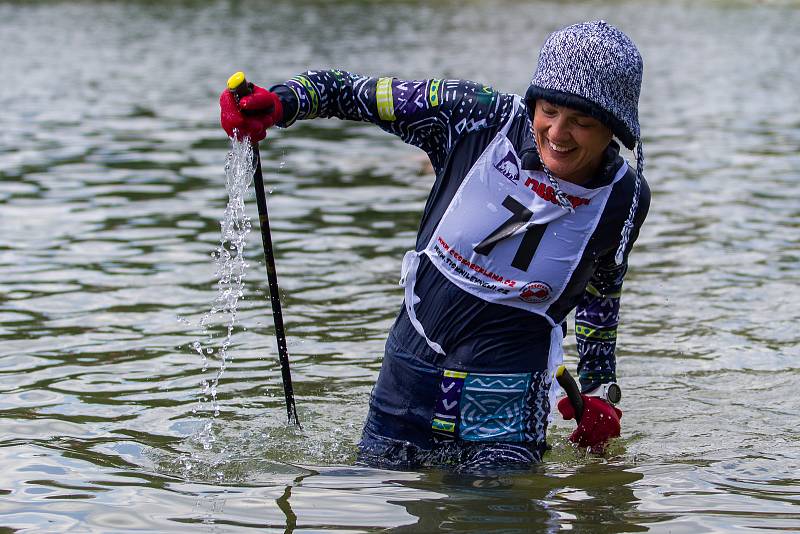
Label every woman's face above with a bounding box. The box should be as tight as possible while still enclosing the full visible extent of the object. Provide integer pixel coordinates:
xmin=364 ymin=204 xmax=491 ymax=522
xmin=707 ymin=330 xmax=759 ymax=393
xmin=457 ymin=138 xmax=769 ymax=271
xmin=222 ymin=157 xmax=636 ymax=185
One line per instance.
xmin=532 ymin=100 xmax=613 ymax=185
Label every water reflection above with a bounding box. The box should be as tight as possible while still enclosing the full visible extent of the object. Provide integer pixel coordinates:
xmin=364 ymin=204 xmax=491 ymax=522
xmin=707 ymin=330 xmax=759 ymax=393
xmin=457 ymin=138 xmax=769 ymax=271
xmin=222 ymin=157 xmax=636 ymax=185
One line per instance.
xmin=412 ymin=466 xmax=641 ymax=532
xmin=247 ymin=463 xmax=647 ymax=533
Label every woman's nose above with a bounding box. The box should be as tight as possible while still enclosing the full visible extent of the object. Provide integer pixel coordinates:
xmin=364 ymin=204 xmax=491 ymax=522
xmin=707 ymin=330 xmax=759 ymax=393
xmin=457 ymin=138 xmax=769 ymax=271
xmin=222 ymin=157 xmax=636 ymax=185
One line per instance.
xmin=547 ymin=117 xmax=571 ymax=143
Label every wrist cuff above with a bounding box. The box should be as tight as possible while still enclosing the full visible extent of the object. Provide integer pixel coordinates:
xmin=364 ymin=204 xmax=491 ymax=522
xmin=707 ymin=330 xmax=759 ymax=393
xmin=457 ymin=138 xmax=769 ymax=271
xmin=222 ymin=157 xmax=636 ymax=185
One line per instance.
xmin=270 ymin=84 xmax=300 ymax=127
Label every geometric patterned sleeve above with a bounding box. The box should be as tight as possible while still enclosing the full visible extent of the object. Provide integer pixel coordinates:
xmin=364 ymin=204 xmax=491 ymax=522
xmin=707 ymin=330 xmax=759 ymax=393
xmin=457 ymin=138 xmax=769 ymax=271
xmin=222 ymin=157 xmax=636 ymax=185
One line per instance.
xmin=575 ymin=170 xmax=650 ymax=393
xmin=272 ymin=69 xmax=515 ymax=176
xmin=574 ymin=253 xmax=627 ymax=393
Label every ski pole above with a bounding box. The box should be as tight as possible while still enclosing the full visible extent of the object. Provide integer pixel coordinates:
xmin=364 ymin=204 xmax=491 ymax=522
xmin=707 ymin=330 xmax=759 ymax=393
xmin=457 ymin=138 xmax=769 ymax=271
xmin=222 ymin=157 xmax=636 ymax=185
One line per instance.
xmin=227 ymin=71 xmax=300 ymax=427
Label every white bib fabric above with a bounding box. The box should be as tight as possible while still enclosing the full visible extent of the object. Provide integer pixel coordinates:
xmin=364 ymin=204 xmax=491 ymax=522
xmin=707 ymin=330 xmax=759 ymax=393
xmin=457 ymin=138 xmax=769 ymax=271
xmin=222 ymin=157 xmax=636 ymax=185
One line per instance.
xmin=399 ymin=97 xmax=628 ymax=418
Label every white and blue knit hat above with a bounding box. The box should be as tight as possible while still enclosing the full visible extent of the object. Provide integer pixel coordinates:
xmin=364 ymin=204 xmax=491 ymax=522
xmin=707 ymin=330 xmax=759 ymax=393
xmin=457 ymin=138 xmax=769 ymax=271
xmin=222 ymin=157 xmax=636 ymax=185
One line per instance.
xmin=526 ymin=20 xmax=645 ymax=264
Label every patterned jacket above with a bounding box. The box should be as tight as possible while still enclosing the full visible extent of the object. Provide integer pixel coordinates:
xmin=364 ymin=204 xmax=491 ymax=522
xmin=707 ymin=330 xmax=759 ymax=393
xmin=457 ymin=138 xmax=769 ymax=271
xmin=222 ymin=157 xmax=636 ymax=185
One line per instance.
xmin=272 ymin=70 xmax=650 ymax=391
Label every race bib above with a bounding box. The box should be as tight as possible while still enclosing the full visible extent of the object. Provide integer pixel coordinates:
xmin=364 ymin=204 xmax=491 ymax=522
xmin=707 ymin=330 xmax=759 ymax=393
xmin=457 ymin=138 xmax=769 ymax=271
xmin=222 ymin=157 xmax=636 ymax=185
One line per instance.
xmin=423 ymin=134 xmax=621 ymax=315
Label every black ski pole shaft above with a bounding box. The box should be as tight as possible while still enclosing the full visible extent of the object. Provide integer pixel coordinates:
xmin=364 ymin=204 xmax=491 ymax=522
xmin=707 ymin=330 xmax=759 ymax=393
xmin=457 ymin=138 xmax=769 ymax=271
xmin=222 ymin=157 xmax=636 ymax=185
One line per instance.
xmin=227 ymin=72 xmax=300 ymax=427
xmin=555 ymin=365 xmax=584 ymax=424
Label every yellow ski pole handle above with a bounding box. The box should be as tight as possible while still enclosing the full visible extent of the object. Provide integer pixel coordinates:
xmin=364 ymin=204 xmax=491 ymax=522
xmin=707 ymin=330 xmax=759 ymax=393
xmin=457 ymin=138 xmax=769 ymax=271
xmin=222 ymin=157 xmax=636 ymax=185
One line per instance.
xmin=227 ymin=71 xmax=253 ymax=101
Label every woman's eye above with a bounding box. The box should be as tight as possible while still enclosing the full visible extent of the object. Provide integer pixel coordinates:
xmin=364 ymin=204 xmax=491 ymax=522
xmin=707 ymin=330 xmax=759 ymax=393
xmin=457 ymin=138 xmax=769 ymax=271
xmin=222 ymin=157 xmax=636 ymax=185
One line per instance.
xmin=575 ymin=119 xmax=597 ymax=128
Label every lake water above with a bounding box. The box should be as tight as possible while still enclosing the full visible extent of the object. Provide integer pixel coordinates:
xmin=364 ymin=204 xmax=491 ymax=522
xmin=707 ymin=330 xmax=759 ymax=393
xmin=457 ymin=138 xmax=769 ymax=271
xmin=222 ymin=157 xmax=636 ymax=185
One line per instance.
xmin=1 ymin=0 xmax=799 ymax=531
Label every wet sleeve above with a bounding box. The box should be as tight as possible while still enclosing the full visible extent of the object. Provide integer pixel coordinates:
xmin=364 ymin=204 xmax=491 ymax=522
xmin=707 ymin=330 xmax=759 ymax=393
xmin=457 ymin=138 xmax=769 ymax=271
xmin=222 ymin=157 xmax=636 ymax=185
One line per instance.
xmin=575 ymin=177 xmax=651 ymax=393
xmin=271 ymin=70 xmax=514 ymax=175
xmin=574 ymin=258 xmax=626 ymax=392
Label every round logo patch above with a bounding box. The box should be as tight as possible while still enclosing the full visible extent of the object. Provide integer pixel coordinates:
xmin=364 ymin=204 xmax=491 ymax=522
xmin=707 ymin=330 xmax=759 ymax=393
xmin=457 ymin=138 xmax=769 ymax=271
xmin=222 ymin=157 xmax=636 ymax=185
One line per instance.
xmin=519 ymin=281 xmax=552 ymax=303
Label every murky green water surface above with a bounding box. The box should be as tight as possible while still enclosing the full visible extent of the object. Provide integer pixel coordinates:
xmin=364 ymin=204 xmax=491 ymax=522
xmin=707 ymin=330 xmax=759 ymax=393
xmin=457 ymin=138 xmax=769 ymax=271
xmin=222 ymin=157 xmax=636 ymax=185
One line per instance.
xmin=1 ymin=0 xmax=799 ymax=531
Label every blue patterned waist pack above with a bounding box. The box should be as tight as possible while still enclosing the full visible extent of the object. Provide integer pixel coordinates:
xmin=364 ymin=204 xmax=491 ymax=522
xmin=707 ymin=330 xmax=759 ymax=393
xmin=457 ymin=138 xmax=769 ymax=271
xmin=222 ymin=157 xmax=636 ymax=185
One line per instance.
xmin=432 ymin=369 xmax=550 ymax=443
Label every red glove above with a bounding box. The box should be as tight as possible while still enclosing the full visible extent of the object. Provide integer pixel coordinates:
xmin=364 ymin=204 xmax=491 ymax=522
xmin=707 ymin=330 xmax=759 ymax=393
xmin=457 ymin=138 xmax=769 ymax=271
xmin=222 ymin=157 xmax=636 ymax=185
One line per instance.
xmin=219 ymin=83 xmax=283 ymax=142
xmin=557 ymin=394 xmax=622 ymax=451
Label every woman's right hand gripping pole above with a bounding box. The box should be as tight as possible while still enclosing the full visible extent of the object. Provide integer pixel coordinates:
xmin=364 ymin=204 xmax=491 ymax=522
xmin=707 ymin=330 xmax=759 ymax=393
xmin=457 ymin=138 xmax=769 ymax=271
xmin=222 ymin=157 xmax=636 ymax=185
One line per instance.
xmin=220 ymin=76 xmax=283 ymax=142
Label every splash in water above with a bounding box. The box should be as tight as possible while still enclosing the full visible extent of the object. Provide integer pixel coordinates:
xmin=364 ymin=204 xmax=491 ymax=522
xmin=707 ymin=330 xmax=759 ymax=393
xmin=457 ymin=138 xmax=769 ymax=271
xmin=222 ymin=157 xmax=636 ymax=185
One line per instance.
xmin=193 ymin=137 xmax=254 ymax=450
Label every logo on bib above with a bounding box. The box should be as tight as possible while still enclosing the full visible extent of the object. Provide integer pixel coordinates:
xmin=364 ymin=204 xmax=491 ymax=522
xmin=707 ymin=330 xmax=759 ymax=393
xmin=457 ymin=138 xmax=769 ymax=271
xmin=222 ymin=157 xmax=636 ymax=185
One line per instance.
xmin=519 ymin=281 xmax=552 ymax=303
xmin=494 ymin=151 xmax=519 ymax=183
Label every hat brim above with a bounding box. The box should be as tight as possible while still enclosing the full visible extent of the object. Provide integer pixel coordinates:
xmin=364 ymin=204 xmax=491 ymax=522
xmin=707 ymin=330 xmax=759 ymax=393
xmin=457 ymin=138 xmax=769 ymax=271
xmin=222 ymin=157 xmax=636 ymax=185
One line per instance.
xmin=525 ymin=85 xmax=636 ymax=150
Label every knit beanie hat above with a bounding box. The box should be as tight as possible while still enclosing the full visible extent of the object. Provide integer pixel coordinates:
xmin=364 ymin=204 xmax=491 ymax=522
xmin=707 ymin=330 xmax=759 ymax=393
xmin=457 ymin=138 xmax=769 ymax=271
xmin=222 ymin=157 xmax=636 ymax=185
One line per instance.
xmin=525 ymin=20 xmax=642 ymax=150
xmin=526 ymin=20 xmax=645 ymax=265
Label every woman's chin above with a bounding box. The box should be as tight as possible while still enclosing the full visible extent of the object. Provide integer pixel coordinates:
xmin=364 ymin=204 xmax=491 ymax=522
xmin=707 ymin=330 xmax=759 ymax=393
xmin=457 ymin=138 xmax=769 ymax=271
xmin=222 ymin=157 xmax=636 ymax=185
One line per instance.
xmin=543 ymin=161 xmax=575 ymax=181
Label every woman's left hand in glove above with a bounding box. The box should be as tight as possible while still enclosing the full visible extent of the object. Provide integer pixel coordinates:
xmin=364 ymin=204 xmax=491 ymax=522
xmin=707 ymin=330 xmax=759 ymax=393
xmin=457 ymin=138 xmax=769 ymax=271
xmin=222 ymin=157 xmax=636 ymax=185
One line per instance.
xmin=557 ymin=394 xmax=622 ymax=452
